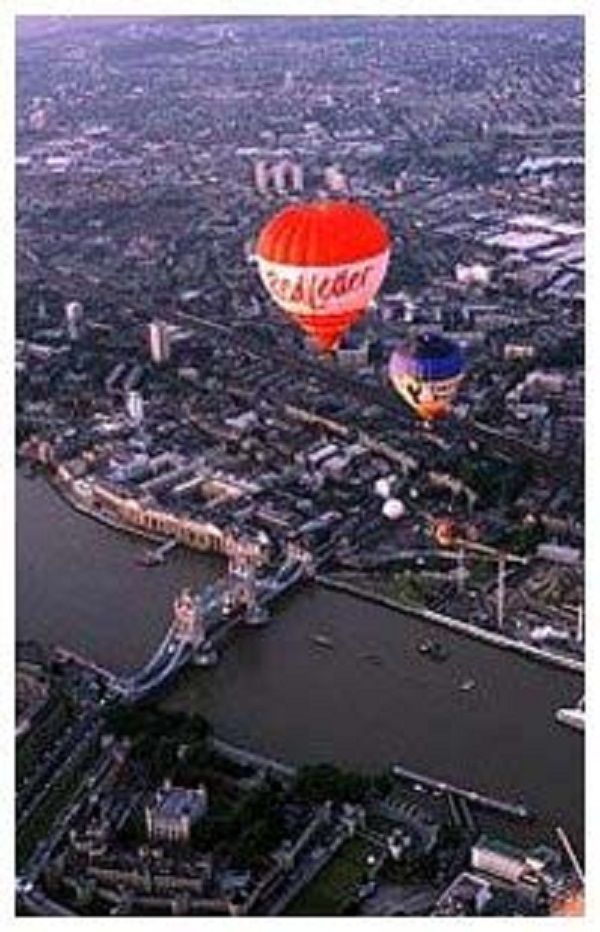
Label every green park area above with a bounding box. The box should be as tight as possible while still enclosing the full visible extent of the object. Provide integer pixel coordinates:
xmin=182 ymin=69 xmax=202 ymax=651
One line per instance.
xmin=284 ymin=836 xmax=373 ymax=916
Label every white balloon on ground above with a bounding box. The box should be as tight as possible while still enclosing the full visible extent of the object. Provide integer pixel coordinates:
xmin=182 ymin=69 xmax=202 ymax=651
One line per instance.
xmin=374 ymin=477 xmax=392 ymax=499
xmin=382 ymin=498 xmax=406 ymax=521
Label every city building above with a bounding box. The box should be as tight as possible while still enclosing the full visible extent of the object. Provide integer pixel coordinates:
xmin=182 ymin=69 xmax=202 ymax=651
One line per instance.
xmin=65 ymin=301 xmax=84 ymax=341
xmin=324 ymin=165 xmax=348 ymax=193
xmin=272 ymin=160 xmax=304 ymax=195
xmin=254 ymin=160 xmax=270 ymax=195
xmin=145 ymin=782 xmax=208 ymax=845
xmin=471 ymin=836 xmax=533 ymax=885
xmin=125 ymin=390 xmax=144 ymax=426
xmin=455 ymin=263 xmax=491 ymax=287
xmin=148 ymin=320 xmax=171 ymax=365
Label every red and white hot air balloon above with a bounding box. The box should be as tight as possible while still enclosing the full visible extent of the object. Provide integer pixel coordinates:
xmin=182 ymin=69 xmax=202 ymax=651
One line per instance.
xmin=255 ymin=199 xmax=391 ymax=352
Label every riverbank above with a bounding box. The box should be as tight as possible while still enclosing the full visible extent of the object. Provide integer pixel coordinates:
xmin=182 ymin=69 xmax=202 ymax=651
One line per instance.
xmin=18 ymin=471 xmax=584 ymax=856
xmin=29 ymin=454 xmax=227 ymax=556
xmin=42 ymin=464 xmax=584 ymax=678
xmin=17 ymin=471 xmax=225 ymax=675
xmin=208 ymin=736 xmax=297 ymax=781
xmin=47 ymin=474 xmax=164 ymax=544
xmin=39 ymin=472 xmax=584 ymax=677
xmin=316 ymin=575 xmax=584 ymax=675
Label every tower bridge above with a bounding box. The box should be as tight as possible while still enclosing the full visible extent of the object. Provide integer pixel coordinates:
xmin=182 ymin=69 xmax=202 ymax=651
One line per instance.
xmin=113 ymin=539 xmax=314 ymax=704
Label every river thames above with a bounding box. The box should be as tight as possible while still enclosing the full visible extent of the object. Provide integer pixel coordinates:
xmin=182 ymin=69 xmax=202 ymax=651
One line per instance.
xmin=17 ymin=472 xmax=584 ymax=857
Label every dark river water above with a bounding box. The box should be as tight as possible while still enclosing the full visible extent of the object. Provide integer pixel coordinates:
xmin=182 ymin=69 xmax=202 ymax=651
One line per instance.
xmin=16 ymin=472 xmax=584 ymax=858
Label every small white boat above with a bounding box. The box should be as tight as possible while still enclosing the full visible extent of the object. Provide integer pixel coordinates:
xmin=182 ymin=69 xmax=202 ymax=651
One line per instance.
xmin=312 ymin=634 xmax=334 ymax=649
xmin=459 ymin=678 xmax=477 ymax=692
xmin=556 ymin=705 xmax=584 ymax=732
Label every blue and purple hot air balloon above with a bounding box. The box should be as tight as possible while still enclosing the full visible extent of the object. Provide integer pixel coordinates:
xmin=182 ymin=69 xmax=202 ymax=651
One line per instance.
xmin=389 ymin=333 xmax=465 ymax=420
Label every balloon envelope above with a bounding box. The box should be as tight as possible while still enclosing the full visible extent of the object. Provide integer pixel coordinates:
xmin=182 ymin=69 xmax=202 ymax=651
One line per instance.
xmin=255 ymin=200 xmax=391 ymax=351
xmin=382 ymin=498 xmax=406 ymax=521
xmin=434 ymin=519 xmax=457 ymax=547
xmin=389 ymin=333 xmax=464 ymax=420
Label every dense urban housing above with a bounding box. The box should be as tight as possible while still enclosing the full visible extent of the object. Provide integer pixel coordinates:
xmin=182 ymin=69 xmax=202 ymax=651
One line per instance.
xmin=16 ymin=15 xmax=584 ymax=917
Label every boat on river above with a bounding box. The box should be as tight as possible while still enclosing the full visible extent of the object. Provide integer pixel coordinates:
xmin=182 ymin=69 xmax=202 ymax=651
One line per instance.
xmin=556 ymin=698 xmax=584 ymax=732
xmin=312 ymin=634 xmax=334 ymax=649
xmin=361 ymin=653 xmax=383 ymax=666
xmin=459 ymin=677 xmax=477 ymax=692
xmin=417 ymin=639 xmax=448 ymax=662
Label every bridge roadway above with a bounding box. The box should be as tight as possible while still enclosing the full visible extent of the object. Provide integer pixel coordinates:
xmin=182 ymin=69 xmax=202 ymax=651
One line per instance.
xmin=115 ymin=555 xmax=308 ymax=703
xmin=54 ymin=647 xmax=122 ymax=691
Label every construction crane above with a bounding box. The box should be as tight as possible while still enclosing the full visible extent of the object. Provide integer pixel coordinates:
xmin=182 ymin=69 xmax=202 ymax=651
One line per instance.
xmin=555 ymin=825 xmax=585 ymax=887
xmin=426 ymin=516 xmax=528 ymax=628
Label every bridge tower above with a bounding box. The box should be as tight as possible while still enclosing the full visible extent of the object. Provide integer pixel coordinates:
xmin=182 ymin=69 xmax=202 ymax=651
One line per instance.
xmin=173 ymin=588 xmax=205 ymax=644
xmin=286 ymin=541 xmax=315 ymax=578
xmin=226 ymin=538 xmax=266 ymax=624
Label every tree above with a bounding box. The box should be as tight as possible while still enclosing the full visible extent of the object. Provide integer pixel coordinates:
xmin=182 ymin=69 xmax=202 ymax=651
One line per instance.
xmin=104 ymin=705 xmax=210 ymax=743
xmin=500 ymin=521 xmax=545 ymax=556
xmin=295 ymin=764 xmax=370 ymax=804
